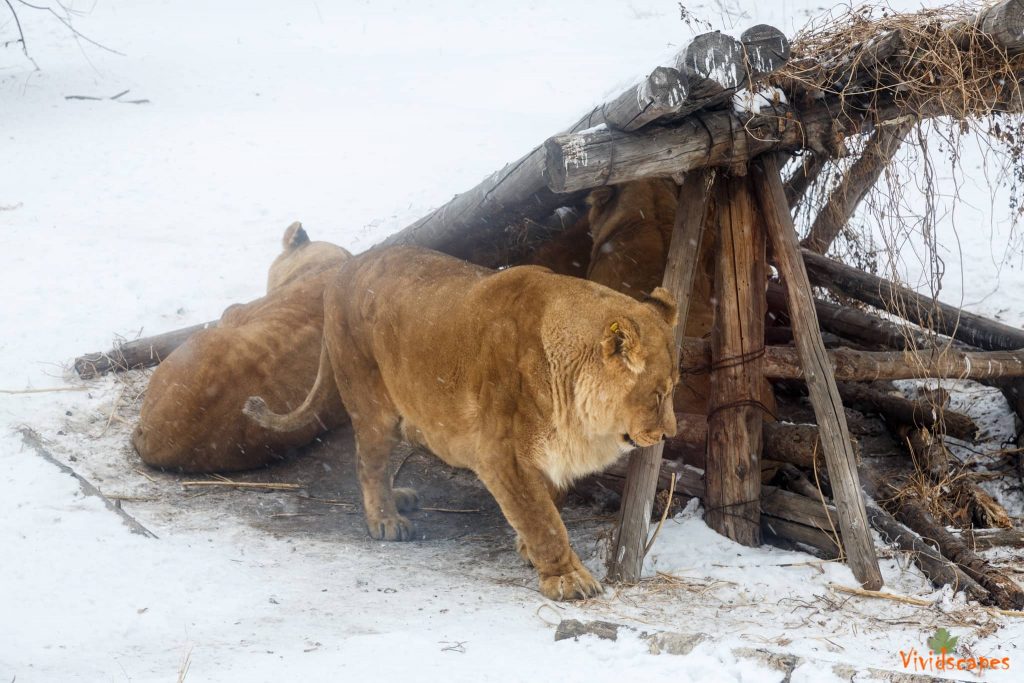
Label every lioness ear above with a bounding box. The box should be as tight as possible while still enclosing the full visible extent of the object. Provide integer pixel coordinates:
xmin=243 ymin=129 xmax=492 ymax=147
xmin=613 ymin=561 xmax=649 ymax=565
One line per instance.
xmin=601 ymin=318 xmax=645 ymax=374
xmin=643 ymin=287 xmax=677 ymax=327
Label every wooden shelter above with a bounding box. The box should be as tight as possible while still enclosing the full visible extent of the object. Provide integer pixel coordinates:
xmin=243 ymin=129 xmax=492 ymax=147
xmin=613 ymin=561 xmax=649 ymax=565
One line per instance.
xmin=78 ymin=0 xmax=1024 ymax=608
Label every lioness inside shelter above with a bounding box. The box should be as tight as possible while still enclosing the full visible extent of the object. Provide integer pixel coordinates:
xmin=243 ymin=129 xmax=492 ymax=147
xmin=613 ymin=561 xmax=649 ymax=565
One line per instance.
xmin=245 ymin=245 xmax=679 ymax=600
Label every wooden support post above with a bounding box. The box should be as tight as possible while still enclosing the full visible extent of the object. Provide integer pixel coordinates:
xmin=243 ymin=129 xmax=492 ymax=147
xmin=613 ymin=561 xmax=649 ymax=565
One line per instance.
xmin=607 ymin=169 xmax=713 ymax=584
xmin=750 ymin=153 xmax=883 ymax=590
xmin=704 ymin=174 xmax=764 ymax=547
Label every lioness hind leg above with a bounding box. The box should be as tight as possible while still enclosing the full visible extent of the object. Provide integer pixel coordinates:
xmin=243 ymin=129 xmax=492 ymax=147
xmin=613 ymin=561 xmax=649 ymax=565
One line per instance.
xmin=393 ymin=487 xmax=419 ymax=513
xmin=353 ymin=432 xmax=417 ymax=542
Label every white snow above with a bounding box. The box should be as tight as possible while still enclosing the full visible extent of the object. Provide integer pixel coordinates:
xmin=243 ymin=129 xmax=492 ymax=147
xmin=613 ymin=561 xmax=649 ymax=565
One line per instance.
xmin=4 ymin=1 xmax=1024 ymax=681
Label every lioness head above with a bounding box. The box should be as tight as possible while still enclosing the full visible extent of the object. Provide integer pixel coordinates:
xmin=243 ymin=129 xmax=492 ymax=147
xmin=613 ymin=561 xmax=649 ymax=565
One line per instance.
xmin=581 ymin=286 xmax=679 ymax=450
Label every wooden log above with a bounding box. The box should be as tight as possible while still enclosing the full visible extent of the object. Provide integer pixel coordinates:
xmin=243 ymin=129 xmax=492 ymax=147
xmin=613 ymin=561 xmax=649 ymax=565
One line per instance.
xmin=74 ymin=320 xmax=217 ymax=379
xmin=802 ymin=249 xmax=1024 ymax=351
xmin=962 ymin=527 xmax=1024 ymax=550
xmin=801 ymin=118 xmax=916 ymax=254
xmin=837 ymin=382 xmax=978 ymax=441
xmin=751 ymin=153 xmax=883 ymax=590
xmin=976 ymin=0 xmax=1024 ymax=54
xmin=864 ymin=499 xmax=989 ymax=603
xmin=766 ymin=283 xmax=926 ymax=351
xmin=378 ymin=28 xmax=779 ymax=264
xmin=741 ymin=25 xmax=791 ymax=78
xmin=607 ymin=170 xmax=712 ymax=585
xmin=704 ymin=174 xmax=765 ymax=548
xmin=859 ymin=460 xmax=1024 ymax=609
xmin=597 ymin=67 xmax=689 ymax=133
xmin=678 ymin=32 xmax=746 ymax=90
xmin=761 ymin=516 xmax=841 ymax=558
xmin=679 ymin=337 xmax=1024 ymax=383
xmin=667 ymin=415 xmax=837 ymax=471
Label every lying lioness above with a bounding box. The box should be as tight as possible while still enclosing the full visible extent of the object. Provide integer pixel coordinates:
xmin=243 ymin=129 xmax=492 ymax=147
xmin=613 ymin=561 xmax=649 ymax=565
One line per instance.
xmin=245 ymin=246 xmax=679 ymax=600
xmin=132 ymin=223 xmax=350 ymax=472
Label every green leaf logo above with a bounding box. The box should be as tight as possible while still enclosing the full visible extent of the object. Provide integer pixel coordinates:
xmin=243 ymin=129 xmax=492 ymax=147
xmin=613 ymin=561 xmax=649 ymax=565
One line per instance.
xmin=927 ymin=627 xmax=959 ymax=655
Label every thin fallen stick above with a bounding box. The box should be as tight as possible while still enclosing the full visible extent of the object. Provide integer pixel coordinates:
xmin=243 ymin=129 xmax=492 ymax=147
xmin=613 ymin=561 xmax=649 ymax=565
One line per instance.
xmin=296 ymin=494 xmax=357 ymax=507
xmin=644 ymin=471 xmax=678 ymax=556
xmin=829 ymin=583 xmax=933 ymax=607
xmin=18 ymin=426 xmax=158 ymax=539
xmin=104 ymin=494 xmax=155 ymax=502
xmin=179 ymin=480 xmax=302 ymax=491
xmin=270 ymin=513 xmax=324 ymax=519
xmin=987 ymin=607 xmax=1024 ymax=618
xmin=134 ymin=468 xmax=158 ymax=484
xmin=0 ymin=386 xmax=87 ymax=394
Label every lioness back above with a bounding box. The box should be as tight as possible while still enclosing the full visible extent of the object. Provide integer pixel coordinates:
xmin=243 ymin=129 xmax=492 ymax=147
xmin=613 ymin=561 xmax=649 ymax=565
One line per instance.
xmin=132 ymin=225 xmax=350 ymax=472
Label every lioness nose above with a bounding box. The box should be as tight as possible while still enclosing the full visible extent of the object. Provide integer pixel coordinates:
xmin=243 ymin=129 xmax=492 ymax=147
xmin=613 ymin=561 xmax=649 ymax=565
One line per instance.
xmin=662 ymin=410 xmax=678 ymax=438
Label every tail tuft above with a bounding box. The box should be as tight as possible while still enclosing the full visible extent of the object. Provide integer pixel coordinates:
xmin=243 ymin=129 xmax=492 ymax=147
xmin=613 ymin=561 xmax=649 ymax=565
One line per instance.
xmin=243 ymin=396 xmax=270 ymax=424
xmin=281 ymin=221 xmax=310 ymax=250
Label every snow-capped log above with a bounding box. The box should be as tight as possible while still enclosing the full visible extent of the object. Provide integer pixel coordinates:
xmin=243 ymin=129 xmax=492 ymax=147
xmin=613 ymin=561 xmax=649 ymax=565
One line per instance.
xmin=740 ymin=24 xmax=791 ymax=77
xmin=801 ymin=249 xmax=1024 ymax=351
xmin=74 ymin=320 xmax=217 ymax=379
xmin=377 ymin=27 xmax=790 ymax=264
xmin=862 ymin=501 xmax=989 ymax=603
xmin=544 ymin=101 xmax=840 ymax=194
xmin=573 ymin=66 xmax=689 ymax=134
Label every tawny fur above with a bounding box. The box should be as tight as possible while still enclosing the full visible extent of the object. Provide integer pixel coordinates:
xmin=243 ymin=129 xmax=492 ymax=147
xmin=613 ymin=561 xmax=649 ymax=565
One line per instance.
xmin=583 ymin=179 xmax=774 ymax=417
xmin=131 ymin=223 xmax=350 ymax=472
xmin=245 ymin=246 xmax=679 ymax=600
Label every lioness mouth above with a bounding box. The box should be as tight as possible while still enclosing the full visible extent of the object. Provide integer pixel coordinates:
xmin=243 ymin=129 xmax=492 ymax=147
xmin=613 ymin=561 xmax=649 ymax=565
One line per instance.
xmin=623 ymin=434 xmax=639 ymax=449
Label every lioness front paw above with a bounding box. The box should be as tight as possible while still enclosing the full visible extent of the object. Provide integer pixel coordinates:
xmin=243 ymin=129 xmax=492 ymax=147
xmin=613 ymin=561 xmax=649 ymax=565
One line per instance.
xmin=539 ymin=567 xmax=603 ymax=601
xmin=367 ymin=515 xmax=416 ymax=542
xmin=393 ymin=488 xmax=420 ymax=513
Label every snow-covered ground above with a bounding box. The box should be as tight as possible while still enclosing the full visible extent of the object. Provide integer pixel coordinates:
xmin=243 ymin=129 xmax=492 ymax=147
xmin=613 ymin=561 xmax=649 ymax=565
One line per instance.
xmin=3 ymin=1 xmax=1024 ymax=681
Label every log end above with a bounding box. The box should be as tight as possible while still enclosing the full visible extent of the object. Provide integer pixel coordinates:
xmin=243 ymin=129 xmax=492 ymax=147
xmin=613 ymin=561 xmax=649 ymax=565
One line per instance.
xmin=740 ymin=24 xmax=791 ymax=77
xmin=678 ymin=31 xmax=747 ymax=90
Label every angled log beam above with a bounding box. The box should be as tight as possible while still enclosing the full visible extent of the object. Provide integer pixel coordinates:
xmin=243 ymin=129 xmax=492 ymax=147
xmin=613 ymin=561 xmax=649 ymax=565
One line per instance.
xmin=751 ymin=153 xmax=883 ymax=590
xmin=607 ymin=169 xmax=713 ymax=585
xmin=801 ymin=249 xmax=1024 ymax=351
xmin=801 ymin=118 xmax=916 ymax=254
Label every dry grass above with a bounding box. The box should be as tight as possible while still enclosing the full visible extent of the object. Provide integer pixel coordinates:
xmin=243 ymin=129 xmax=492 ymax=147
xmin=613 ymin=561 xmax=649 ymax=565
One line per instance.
xmin=779 ymin=2 xmax=1024 ymax=120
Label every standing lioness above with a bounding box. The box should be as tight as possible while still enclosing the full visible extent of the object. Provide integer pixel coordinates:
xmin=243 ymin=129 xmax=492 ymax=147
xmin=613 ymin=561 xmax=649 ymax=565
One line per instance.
xmin=245 ymin=246 xmax=678 ymax=600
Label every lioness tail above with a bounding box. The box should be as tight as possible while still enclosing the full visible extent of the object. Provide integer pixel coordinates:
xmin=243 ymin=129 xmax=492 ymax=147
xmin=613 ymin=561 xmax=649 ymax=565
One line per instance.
xmin=243 ymin=342 xmax=335 ymax=432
